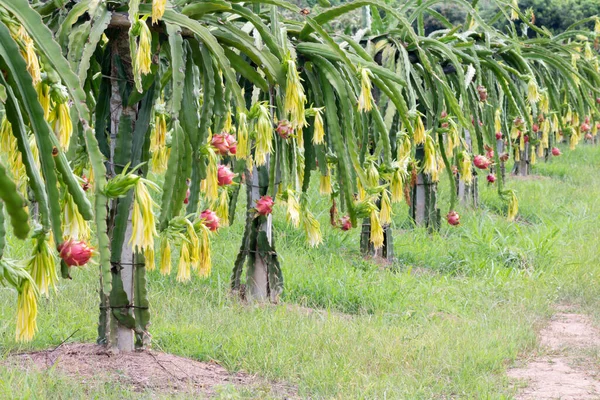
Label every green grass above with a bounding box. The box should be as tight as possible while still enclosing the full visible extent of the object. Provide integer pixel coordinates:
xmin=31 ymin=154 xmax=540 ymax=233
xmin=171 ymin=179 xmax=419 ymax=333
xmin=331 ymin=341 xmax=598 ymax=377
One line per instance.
xmin=2 ymin=144 xmax=600 ymax=398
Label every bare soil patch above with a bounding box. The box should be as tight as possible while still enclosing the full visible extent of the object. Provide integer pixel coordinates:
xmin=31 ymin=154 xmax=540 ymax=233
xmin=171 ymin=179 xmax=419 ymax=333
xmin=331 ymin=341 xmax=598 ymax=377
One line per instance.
xmin=508 ymin=310 xmax=600 ymax=399
xmin=7 ymin=343 xmax=296 ymax=398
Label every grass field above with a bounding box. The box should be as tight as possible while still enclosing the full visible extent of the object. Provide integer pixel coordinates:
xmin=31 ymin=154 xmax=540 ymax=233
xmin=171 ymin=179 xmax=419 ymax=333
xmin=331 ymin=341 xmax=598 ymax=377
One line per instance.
xmin=1 ymin=144 xmax=600 ymax=399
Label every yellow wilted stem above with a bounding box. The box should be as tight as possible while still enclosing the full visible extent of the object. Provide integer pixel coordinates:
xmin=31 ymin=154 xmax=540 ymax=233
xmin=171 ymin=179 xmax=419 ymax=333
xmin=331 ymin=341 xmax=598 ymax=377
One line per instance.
xmin=255 ymin=103 xmax=273 ymax=166
xmin=0 ymin=117 xmax=12 ymax=153
xmin=397 ymin=132 xmax=411 ymax=161
xmin=380 ymin=190 xmax=392 ymax=225
xmin=319 ymin=171 xmax=332 ymax=195
xmin=145 ymin=247 xmax=156 ymax=271
xmin=197 ymin=224 xmax=212 ymax=278
xmin=312 ymin=107 xmax=325 ymax=144
xmin=16 ymin=280 xmax=38 ymax=342
xmin=570 ymin=132 xmax=577 ymax=150
xmin=224 ymin=109 xmax=233 ymax=132
xmin=17 ymin=27 xmax=41 ymax=85
xmin=390 ymin=168 xmax=404 ymax=203
xmin=285 ymin=190 xmax=300 ymax=228
xmin=366 ymin=161 xmax=379 ymax=187
xmin=530 ymin=146 xmax=536 ymax=165
xmin=423 ymin=134 xmax=437 ymax=176
xmin=151 ymin=0 xmax=166 ymax=24
xmin=216 ymin=189 xmax=229 ymax=227
xmin=301 ymin=205 xmax=323 ymax=248
xmin=134 ymin=19 xmax=152 ymax=75
xmin=185 ymin=220 xmax=200 ymax=268
xmin=539 ymin=92 xmax=549 ymax=114
xmin=130 ymin=179 xmax=158 ymax=253
xmin=357 ymin=68 xmax=373 ymax=112
xmin=150 ymin=113 xmax=167 ymax=153
xmin=62 ymin=193 xmax=90 ymax=241
xmin=176 ymin=241 xmax=191 ymax=282
xmin=510 ymin=0 xmax=519 ymax=20
xmin=357 ymin=180 xmax=366 ymax=201
xmin=584 ymin=42 xmax=594 ymax=61
xmin=27 ymin=236 xmax=58 ymax=298
xmin=236 ymin=111 xmax=249 ymax=159
xmin=36 ymin=82 xmax=50 ymax=120
xmin=519 ymin=133 xmax=525 ymax=151
xmin=205 ymin=152 xmax=219 ymax=201
xmin=296 ymin=127 xmax=304 ymax=150
xmin=284 ymin=57 xmax=307 ymax=128
xmin=537 ymin=144 xmax=544 ymax=158
xmin=413 ymin=115 xmax=426 ymax=145
xmin=151 ymin=147 xmax=169 ymax=173
xmin=446 ymin=124 xmax=459 ymax=156
xmin=527 ymin=77 xmax=540 ymax=104
xmin=159 ymin=236 xmax=172 ymax=275
xmin=459 ymin=151 xmax=473 ymax=184
xmin=541 ymin=121 xmax=550 ymax=148
xmin=507 ymin=191 xmax=519 ymax=221
xmin=369 ymin=209 xmax=384 ymax=249
xmin=495 ymin=109 xmax=502 ymax=133
xmin=49 ymin=102 xmax=73 ymax=151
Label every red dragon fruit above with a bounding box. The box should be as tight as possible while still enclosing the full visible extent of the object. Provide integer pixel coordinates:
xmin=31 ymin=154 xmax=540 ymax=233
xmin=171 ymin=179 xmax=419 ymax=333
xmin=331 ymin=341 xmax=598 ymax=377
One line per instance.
xmin=255 ymin=195 xmax=274 ymax=216
xmin=446 ymin=211 xmax=460 ymax=226
xmin=276 ymin=120 xmax=294 ymax=139
xmin=340 ymin=216 xmax=352 ymax=231
xmin=473 ymin=155 xmax=491 ymax=170
xmin=217 ymin=165 xmax=235 ymax=186
xmin=81 ymin=175 xmax=90 ymax=192
xmin=487 ymin=173 xmax=496 ymax=183
xmin=211 ymin=133 xmax=230 ymax=156
xmin=200 ymin=209 xmax=220 ymax=231
xmin=225 ymin=134 xmax=237 ymax=155
xmin=551 ymin=147 xmax=561 ymax=156
xmin=58 ymin=239 xmax=94 ymax=267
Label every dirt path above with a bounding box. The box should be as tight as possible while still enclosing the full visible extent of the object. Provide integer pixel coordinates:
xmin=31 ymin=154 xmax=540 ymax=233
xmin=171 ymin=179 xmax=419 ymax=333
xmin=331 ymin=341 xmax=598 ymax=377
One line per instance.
xmin=7 ymin=343 xmax=296 ymax=398
xmin=508 ymin=308 xmax=600 ymax=399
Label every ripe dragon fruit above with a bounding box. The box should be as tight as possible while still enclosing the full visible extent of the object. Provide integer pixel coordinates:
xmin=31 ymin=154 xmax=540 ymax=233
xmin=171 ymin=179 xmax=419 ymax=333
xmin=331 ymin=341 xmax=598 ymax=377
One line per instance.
xmin=473 ymin=155 xmax=491 ymax=169
xmin=217 ymin=165 xmax=235 ymax=186
xmin=211 ymin=133 xmax=230 ymax=156
xmin=256 ymin=195 xmax=274 ymax=216
xmin=340 ymin=216 xmax=352 ymax=231
xmin=200 ymin=209 xmax=220 ymax=231
xmin=58 ymin=239 xmax=93 ymax=267
xmin=225 ymin=134 xmax=237 ymax=155
xmin=551 ymin=147 xmax=561 ymax=156
xmin=276 ymin=119 xmax=294 ymax=139
xmin=447 ymin=211 xmax=460 ymax=226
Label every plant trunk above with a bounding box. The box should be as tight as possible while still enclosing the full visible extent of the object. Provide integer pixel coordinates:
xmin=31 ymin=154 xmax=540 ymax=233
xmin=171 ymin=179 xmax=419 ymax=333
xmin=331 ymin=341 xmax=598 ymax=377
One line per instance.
xmin=98 ymin=30 xmax=146 ymax=353
xmin=247 ymin=165 xmax=271 ymax=301
xmin=513 ymin=142 xmax=529 ymax=176
xmin=115 ymin=207 xmax=135 ymax=352
xmin=411 ymin=146 xmax=440 ymax=229
xmin=232 ymin=165 xmax=282 ymax=303
xmin=457 ymin=131 xmax=478 ymax=207
xmin=496 ymin=138 xmax=506 ymax=180
xmin=360 ymin=218 xmax=393 ymax=260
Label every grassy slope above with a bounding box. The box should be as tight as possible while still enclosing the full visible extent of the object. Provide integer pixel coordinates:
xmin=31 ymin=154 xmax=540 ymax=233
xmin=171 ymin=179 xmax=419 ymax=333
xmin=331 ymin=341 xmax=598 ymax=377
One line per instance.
xmin=1 ymin=144 xmax=600 ymax=399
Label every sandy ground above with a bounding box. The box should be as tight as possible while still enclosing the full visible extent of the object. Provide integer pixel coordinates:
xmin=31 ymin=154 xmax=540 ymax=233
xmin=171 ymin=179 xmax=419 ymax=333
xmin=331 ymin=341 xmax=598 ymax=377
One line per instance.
xmin=7 ymin=343 xmax=296 ymax=398
xmin=508 ymin=307 xmax=600 ymax=399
